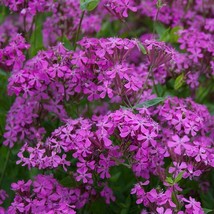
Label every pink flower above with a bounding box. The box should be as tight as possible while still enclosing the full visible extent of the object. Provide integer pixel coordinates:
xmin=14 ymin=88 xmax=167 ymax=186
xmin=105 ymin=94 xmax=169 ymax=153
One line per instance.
xmin=76 ymin=167 xmax=92 ymax=184
xmin=138 ymin=127 xmax=157 ymax=147
xmin=183 ymin=197 xmax=203 ymax=214
xmin=168 ymin=135 xmax=190 ymax=155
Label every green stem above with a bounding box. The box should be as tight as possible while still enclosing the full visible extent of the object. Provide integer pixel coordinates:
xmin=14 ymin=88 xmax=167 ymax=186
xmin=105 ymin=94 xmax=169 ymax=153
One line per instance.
xmin=0 ymin=149 xmax=11 ymax=188
xmin=74 ymin=11 xmax=85 ymax=51
xmin=152 ymin=4 xmax=161 ymax=37
xmin=135 ymin=65 xmax=153 ymax=105
xmin=151 ymin=75 xmax=160 ymax=96
xmin=125 ymin=94 xmax=132 ymax=108
xmin=172 ymin=187 xmax=181 ymax=212
xmin=112 ymin=157 xmax=131 ymax=168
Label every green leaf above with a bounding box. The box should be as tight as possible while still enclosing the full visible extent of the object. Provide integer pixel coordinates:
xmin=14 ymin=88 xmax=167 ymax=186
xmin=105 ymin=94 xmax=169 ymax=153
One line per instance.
xmin=60 ymin=176 xmax=76 ymax=187
xmin=61 ymin=35 xmax=73 ymax=49
xmin=174 ymin=171 xmax=184 ymax=183
xmin=154 ymin=22 xmax=167 ymax=37
xmin=110 ymin=172 xmax=121 ymax=182
xmin=159 ymin=28 xmax=170 ymax=42
xmin=166 ymin=177 xmax=174 ymax=185
xmin=135 ymin=97 xmax=166 ymax=108
xmin=120 ymin=106 xmax=130 ymax=110
xmin=160 ymin=26 xmax=182 ymax=43
xmin=169 ymin=26 xmax=182 ymax=43
xmin=203 ymin=208 xmax=213 ymax=214
xmin=0 ymin=69 xmax=8 ymax=77
xmin=80 ymin=0 xmax=100 ymax=11
xmin=156 ymin=0 xmax=166 ymax=8
xmin=201 ymin=191 xmax=214 ymax=209
xmin=196 ymin=84 xmax=213 ymax=103
xmin=174 ymin=73 xmax=184 ymax=90
xmin=29 ymin=15 xmax=44 ymax=57
xmin=137 ymin=41 xmax=147 ymax=54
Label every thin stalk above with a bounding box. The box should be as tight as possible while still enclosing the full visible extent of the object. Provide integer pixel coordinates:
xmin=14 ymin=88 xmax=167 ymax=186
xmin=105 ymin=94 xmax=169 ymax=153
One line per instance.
xmin=152 ymin=5 xmax=161 ymax=38
xmin=151 ymin=74 xmax=160 ymax=96
xmin=172 ymin=186 xmax=181 ymax=212
xmin=74 ymin=11 xmax=85 ymax=51
xmin=135 ymin=65 xmax=153 ymax=105
xmin=112 ymin=157 xmax=131 ymax=168
xmin=0 ymin=149 xmax=11 ymax=188
xmin=125 ymin=94 xmax=132 ymax=108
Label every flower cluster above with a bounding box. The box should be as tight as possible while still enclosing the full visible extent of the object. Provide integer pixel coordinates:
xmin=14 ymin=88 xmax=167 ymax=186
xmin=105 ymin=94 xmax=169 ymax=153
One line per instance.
xmin=1 ymin=0 xmax=54 ymax=16
xmin=8 ymin=175 xmax=79 ymax=214
xmin=157 ymin=97 xmax=214 ymax=179
xmin=5 ymin=38 xmax=160 ymax=148
xmin=138 ymin=0 xmax=214 ymax=89
xmin=0 ymin=34 xmax=30 ymax=71
xmin=17 ymin=108 xmax=159 ymax=178
xmin=131 ymin=181 xmax=204 ymax=214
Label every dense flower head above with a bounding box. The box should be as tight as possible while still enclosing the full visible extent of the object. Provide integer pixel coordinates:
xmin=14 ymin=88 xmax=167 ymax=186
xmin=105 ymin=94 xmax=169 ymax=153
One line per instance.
xmin=0 ymin=34 xmax=30 ymax=71
xmin=157 ymin=97 xmax=214 ymax=179
xmin=16 ymin=108 xmax=159 ymax=179
xmin=42 ymin=0 xmax=106 ymax=47
xmin=7 ymin=38 xmax=140 ymax=100
xmin=42 ymin=0 xmax=81 ymax=47
xmin=8 ymin=175 xmax=79 ymax=213
xmin=138 ymin=0 xmax=214 ymax=89
xmin=0 ymin=16 xmax=19 ymax=44
xmin=131 ymin=181 xmax=204 ymax=214
xmin=1 ymin=0 xmax=55 ymax=15
xmin=3 ymin=97 xmax=45 ymax=148
xmin=5 ymin=38 xmax=161 ymax=150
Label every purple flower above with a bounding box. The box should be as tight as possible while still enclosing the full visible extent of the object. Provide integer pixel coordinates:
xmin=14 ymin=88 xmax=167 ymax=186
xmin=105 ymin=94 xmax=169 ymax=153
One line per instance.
xmin=156 ymin=207 xmax=173 ymax=214
xmin=168 ymin=161 xmax=187 ymax=177
xmin=138 ymin=127 xmax=157 ymax=147
xmin=100 ymin=185 xmax=115 ymax=204
xmin=168 ymin=135 xmax=190 ymax=155
xmin=0 ymin=190 xmax=8 ymax=205
xmin=76 ymin=167 xmax=92 ymax=184
xmin=183 ymin=197 xmax=204 ymax=214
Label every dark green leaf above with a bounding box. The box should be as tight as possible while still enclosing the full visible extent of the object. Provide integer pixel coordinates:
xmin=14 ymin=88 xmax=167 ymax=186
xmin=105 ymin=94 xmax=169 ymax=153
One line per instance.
xmin=60 ymin=175 xmax=76 ymax=187
xmin=196 ymin=84 xmax=213 ymax=103
xmin=110 ymin=172 xmax=121 ymax=182
xmin=61 ymin=35 xmax=73 ymax=49
xmin=29 ymin=15 xmax=44 ymax=57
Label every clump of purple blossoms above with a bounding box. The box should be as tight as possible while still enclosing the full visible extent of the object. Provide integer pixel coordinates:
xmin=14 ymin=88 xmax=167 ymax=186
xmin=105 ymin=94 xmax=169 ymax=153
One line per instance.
xmin=8 ymin=175 xmax=77 ymax=213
